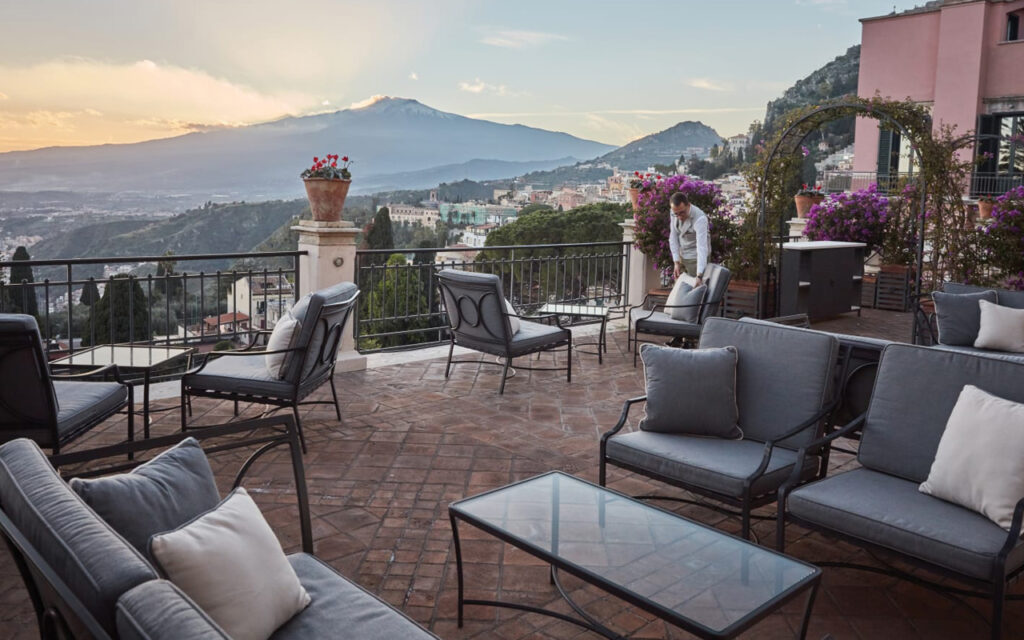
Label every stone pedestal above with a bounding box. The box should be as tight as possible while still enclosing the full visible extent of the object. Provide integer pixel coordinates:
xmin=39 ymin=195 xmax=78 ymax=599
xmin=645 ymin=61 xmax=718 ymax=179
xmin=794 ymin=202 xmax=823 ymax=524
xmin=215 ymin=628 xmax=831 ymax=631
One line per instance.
xmin=786 ymin=217 xmax=808 ymax=241
xmin=293 ymin=220 xmax=366 ymax=372
xmin=620 ymin=219 xmax=663 ymax=308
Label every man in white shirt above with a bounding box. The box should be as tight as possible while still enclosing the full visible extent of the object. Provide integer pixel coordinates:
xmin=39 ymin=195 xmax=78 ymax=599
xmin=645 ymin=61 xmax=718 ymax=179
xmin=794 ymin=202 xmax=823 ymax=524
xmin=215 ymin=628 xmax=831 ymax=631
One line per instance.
xmin=669 ymin=192 xmax=710 ymax=287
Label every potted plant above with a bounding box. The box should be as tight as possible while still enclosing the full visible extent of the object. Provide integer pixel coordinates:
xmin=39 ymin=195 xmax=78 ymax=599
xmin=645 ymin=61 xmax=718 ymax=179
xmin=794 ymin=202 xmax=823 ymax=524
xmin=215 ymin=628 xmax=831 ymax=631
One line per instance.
xmin=301 ymin=154 xmax=353 ymax=222
xmin=794 ymin=184 xmax=824 ymax=218
xmin=977 ymin=194 xmax=996 ymax=220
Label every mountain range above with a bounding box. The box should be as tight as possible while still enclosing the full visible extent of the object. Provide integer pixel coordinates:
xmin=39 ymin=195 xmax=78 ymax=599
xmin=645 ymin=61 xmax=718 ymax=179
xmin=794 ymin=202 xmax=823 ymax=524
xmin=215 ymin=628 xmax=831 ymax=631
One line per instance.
xmin=0 ymin=97 xmax=614 ymax=199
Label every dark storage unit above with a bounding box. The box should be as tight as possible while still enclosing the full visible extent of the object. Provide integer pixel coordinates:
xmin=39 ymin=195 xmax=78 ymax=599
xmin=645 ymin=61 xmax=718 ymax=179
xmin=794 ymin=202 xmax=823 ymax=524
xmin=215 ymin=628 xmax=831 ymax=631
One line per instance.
xmin=779 ymin=241 xmax=866 ymax=321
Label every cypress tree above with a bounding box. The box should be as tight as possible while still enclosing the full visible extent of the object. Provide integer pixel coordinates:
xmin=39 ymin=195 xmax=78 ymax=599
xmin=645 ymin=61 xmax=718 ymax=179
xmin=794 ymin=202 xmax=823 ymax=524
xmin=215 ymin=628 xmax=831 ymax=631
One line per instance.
xmin=5 ymin=246 xmax=38 ymax=317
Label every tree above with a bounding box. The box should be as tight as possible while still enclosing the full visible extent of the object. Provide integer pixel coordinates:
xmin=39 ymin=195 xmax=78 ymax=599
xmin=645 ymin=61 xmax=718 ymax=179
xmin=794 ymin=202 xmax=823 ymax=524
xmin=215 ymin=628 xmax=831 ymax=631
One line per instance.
xmin=517 ymin=203 xmax=553 ymax=217
xmin=360 ymin=253 xmax=433 ymax=350
xmin=80 ymin=279 xmax=100 ymax=307
xmin=710 ymin=144 xmax=720 ymax=159
xmin=361 ymin=207 xmax=396 ymax=268
xmin=4 ymin=246 xmax=38 ymax=317
xmin=155 ymin=250 xmax=182 ymax=298
xmin=85 ymin=274 xmax=151 ymax=345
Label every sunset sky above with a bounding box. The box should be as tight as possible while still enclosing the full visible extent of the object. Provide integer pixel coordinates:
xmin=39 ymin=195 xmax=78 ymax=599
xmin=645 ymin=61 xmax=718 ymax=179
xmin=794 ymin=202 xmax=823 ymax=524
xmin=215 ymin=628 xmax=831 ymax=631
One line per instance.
xmin=0 ymin=0 xmax=923 ymax=153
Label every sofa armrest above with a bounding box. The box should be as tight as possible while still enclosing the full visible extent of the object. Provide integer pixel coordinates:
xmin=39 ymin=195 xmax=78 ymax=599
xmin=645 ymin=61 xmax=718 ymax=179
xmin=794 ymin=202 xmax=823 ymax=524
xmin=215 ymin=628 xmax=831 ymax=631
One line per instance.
xmin=997 ymin=497 xmax=1024 ymax=574
xmin=745 ymin=400 xmax=839 ymax=488
xmin=777 ymin=413 xmax=866 ymax=498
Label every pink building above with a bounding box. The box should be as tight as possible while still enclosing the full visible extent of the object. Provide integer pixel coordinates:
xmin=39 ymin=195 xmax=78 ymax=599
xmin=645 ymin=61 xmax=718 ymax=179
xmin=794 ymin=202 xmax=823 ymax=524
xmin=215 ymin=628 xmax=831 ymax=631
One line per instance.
xmin=854 ymin=0 xmax=1024 ymax=194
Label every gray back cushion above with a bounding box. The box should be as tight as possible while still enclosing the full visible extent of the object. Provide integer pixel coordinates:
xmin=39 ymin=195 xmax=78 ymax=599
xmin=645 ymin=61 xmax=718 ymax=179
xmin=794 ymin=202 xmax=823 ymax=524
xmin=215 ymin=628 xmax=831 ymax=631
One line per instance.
xmin=70 ymin=438 xmax=221 ymax=560
xmin=117 ymin=580 xmax=230 ymax=640
xmin=437 ymin=270 xmax=510 ymax=348
xmin=942 ymin=282 xmax=1024 ymax=310
xmin=860 ymin=344 xmax=1024 ymax=482
xmin=699 ymin=264 xmax=732 ymax=323
xmin=638 ymin=344 xmax=741 ymax=438
xmin=699 ymin=317 xmax=838 ymax=448
xmin=0 ymin=439 xmax=157 ymax=635
xmin=282 ymin=282 xmax=358 ymax=383
xmin=933 ymin=290 xmax=997 ymax=346
xmin=0 ymin=314 xmax=59 ymax=439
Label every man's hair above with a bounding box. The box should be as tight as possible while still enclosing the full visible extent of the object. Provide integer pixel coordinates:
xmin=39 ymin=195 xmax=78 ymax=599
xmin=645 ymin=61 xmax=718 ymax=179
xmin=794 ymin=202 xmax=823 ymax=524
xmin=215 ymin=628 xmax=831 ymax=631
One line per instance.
xmin=670 ymin=193 xmax=690 ymax=207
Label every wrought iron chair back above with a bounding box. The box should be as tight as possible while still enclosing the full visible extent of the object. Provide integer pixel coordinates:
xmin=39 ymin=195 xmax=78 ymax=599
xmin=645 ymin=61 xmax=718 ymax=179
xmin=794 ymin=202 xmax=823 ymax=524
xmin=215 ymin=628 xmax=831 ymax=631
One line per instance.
xmin=0 ymin=315 xmax=60 ymax=440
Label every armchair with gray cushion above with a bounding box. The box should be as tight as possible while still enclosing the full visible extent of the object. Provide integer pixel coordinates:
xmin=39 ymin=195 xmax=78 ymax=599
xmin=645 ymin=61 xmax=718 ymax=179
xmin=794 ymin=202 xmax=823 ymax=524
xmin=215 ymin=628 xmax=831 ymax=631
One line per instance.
xmin=627 ymin=263 xmax=731 ymax=366
xmin=181 ymin=282 xmax=359 ymax=452
xmin=915 ymin=282 xmax=1024 ymax=362
xmin=0 ymin=425 xmax=439 ymax=640
xmin=436 ymin=269 xmax=571 ymax=394
xmin=0 ymin=313 xmax=133 ymax=455
xmin=777 ymin=344 xmax=1024 ymax=640
xmin=601 ymin=317 xmax=839 ymax=539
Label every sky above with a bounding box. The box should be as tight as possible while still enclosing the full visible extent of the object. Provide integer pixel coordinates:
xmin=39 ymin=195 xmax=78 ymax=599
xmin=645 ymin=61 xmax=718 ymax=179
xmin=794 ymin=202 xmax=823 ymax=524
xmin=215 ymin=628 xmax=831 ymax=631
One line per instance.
xmin=0 ymin=0 xmax=926 ymax=153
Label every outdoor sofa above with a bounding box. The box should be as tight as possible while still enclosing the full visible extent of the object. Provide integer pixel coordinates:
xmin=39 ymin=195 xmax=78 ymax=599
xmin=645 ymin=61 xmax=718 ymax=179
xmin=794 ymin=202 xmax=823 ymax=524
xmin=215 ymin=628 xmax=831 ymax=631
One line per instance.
xmin=916 ymin=282 xmax=1024 ymax=363
xmin=776 ymin=343 xmax=1024 ymax=639
xmin=0 ymin=423 xmax=438 ymax=640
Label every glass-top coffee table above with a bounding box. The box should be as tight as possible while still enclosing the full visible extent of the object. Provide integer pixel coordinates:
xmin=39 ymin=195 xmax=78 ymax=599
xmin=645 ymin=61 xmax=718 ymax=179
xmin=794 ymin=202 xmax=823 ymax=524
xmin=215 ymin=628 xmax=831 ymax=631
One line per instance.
xmin=449 ymin=472 xmax=820 ymax=639
xmin=51 ymin=345 xmax=193 ymax=437
xmin=538 ymin=304 xmax=611 ymax=364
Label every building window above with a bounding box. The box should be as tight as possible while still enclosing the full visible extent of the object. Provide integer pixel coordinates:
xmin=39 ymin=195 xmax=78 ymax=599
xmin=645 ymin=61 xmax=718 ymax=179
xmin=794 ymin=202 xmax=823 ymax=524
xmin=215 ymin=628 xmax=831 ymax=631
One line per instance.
xmin=1008 ymin=12 xmax=1020 ymax=42
xmin=975 ymin=112 xmax=1024 ymax=194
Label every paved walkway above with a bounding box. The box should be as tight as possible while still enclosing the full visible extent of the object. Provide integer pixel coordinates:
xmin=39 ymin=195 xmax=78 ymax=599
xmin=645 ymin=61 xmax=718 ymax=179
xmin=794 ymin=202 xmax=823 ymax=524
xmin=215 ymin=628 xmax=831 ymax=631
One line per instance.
xmin=2 ymin=309 xmax=1018 ymax=639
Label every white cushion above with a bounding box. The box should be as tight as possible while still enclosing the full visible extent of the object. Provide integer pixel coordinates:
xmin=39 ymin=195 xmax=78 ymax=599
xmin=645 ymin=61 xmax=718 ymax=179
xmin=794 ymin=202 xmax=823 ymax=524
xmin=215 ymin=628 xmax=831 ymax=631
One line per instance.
xmin=265 ymin=315 xmax=299 ymax=378
xmin=149 ymin=488 xmax=311 ymax=640
xmin=974 ymin=299 xmax=1024 ymax=353
xmin=504 ymin=298 xmax=520 ymax=335
xmin=920 ymin=385 xmax=1024 ymax=530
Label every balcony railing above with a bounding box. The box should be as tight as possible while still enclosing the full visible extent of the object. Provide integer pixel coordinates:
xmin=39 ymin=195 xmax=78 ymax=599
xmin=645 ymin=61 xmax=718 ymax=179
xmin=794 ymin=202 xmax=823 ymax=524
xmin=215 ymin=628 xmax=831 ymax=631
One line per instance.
xmin=354 ymin=242 xmax=631 ymax=352
xmin=819 ymin=170 xmax=1023 ymax=196
xmin=0 ymin=251 xmax=303 ymax=357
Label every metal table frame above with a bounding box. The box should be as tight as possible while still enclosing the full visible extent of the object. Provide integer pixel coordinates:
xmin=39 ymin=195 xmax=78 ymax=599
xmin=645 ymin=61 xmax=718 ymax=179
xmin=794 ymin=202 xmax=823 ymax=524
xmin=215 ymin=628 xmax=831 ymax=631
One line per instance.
xmin=537 ymin=304 xmax=612 ymax=364
xmin=449 ymin=472 xmax=820 ymax=640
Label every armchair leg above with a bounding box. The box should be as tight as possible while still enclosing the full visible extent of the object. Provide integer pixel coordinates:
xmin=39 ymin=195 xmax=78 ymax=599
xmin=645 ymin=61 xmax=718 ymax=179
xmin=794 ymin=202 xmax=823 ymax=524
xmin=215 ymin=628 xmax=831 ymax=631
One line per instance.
xmin=566 ymin=336 xmax=572 ymax=384
xmin=776 ymin=498 xmax=787 ymax=552
xmin=741 ymin=508 xmax=751 ymax=541
xmin=992 ymin=580 xmax=1005 ymax=640
xmin=292 ymin=405 xmax=308 ymax=455
xmin=126 ymin=386 xmax=135 ymax=461
xmin=498 ymin=358 xmax=511 ymax=395
xmin=329 ymin=375 xmax=342 ymax=421
xmin=444 ymin=340 xmax=455 ymax=378
xmin=233 ymin=400 xmax=239 ymax=417
xmin=633 ymin=334 xmax=639 ymax=368
xmin=599 ymin=457 xmax=606 ymax=487
xmin=180 ymin=390 xmax=188 ymax=433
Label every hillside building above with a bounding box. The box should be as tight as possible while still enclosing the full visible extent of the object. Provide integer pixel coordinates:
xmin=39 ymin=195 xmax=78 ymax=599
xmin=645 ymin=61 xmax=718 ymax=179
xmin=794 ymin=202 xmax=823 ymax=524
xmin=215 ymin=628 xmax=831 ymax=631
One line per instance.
xmin=226 ymin=275 xmax=294 ymax=330
xmin=854 ymin=0 xmax=1024 ymax=194
xmin=387 ymin=204 xmax=441 ymax=229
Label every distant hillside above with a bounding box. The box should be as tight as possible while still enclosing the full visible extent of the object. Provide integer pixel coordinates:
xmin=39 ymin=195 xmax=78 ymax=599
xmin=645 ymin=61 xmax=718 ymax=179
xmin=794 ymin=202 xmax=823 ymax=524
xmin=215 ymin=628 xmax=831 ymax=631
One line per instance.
xmin=0 ymin=97 xmax=614 ymax=199
xmin=598 ymin=121 xmax=724 ymax=169
xmin=356 ymin=156 xmax=581 ymax=193
xmin=30 ymin=200 xmax=307 ymax=270
xmin=518 ymin=162 xmax=614 ymax=189
xmin=762 ymin=45 xmax=861 ymax=147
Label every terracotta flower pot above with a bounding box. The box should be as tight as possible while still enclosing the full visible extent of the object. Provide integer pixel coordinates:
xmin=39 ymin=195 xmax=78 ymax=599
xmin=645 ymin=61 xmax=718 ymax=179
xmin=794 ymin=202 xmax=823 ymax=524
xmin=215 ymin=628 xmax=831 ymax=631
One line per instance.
xmin=303 ymin=178 xmax=351 ymax=222
xmin=978 ymin=200 xmax=994 ymax=220
xmin=628 ymin=187 xmax=640 ymax=210
xmin=794 ymin=195 xmax=815 ymax=218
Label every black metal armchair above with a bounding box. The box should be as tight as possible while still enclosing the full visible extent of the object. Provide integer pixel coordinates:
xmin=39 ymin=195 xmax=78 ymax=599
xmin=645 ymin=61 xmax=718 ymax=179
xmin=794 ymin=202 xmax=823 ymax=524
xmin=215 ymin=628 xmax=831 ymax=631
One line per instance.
xmin=627 ymin=263 xmax=732 ymax=366
xmin=601 ymin=317 xmax=839 ymax=540
xmin=181 ymin=282 xmax=359 ymax=452
xmin=0 ymin=314 xmax=134 ymax=455
xmin=436 ymin=269 xmax=571 ymax=394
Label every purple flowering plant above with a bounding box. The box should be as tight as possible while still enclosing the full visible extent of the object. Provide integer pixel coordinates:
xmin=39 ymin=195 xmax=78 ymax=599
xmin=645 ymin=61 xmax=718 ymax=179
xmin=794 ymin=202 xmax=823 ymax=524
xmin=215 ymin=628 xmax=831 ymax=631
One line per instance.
xmin=979 ymin=185 xmax=1024 ymax=290
xmin=803 ymin=184 xmax=890 ymax=253
xmin=632 ymin=174 xmax=738 ymax=278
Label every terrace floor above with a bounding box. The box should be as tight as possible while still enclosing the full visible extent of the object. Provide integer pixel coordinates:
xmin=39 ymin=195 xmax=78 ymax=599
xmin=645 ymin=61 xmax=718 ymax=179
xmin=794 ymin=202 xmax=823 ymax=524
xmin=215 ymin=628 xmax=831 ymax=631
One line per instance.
xmin=3 ymin=308 xmax=1020 ymax=639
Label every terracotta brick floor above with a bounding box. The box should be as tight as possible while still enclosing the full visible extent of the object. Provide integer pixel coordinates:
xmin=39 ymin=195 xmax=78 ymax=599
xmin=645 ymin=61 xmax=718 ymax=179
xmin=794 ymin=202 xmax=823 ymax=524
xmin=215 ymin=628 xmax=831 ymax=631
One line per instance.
xmin=1 ymin=309 xmax=1020 ymax=639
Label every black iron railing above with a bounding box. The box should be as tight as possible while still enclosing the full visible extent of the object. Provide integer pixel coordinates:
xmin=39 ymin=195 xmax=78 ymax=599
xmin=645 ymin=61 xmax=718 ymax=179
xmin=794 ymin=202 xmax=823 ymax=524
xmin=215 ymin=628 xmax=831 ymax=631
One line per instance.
xmin=0 ymin=251 xmax=304 ymax=357
xmin=970 ymin=172 xmax=1024 ymax=196
xmin=354 ymin=242 xmax=630 ymax=352
xmin=818 ymin=169 xmax=1023 ymax=197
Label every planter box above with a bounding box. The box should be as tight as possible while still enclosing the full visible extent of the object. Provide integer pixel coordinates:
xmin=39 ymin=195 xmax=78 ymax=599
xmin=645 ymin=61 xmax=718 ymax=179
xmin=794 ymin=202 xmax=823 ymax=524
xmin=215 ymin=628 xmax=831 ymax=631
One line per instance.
xmin=875 ymin=265 xmax=913 ymax=312
xmin=722 ymin=281 xmax=775 ymax=319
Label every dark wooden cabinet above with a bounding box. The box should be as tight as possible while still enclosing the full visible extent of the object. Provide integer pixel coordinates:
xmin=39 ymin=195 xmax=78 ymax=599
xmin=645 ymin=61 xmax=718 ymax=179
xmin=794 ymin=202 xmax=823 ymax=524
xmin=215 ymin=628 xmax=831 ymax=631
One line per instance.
xmin=780 ymin=241 xmax=866 ymax=321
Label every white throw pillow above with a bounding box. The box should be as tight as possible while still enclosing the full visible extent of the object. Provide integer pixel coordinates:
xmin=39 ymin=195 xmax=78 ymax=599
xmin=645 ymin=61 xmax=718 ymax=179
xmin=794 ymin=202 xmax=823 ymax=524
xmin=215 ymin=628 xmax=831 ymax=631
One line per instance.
xmin=149 ymin=488 xmax=311 ymax=640
xmin=265 ymin=315 xmax=299 ymax=379
xmin=974 ymin=299 xmax=1024 ymax=353
xmin=504 ymin=298 xmax=520 ymax=335
xmin=665 ymin=276 xmax=693 ymax=314
xmin=920 ymin=385 xmax=1024 ymax=530
xmin=667 ymin=282 xmax=707 ymax=323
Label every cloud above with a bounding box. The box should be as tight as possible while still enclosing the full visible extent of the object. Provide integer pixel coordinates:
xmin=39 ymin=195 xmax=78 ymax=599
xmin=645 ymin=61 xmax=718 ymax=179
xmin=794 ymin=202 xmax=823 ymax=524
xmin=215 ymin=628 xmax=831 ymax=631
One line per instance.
xmin=457 ymin=78 xmax=522 ymax=97
xmin=687 ymin=78 xmax=733 ymax=92
xmin=408 ymin=72 xmax=419 ymax=81
xmin=348 ymin=95 xmax=390 ymax=109
xmin=0 ymin=92 xmax=8 ymax=100
xmin=480 ymin=30 xmax=567 ymax=48
xmin=467 ymin=107 xmax=762 ymax=118
xmin=0 ymin=58 xmax=322 ymax=151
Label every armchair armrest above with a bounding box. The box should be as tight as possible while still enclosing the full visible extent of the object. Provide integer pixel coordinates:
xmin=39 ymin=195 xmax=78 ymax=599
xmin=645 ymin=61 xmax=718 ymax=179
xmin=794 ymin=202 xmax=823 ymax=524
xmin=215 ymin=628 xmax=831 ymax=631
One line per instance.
xmin=511 ymin=312 xmax=565 ymax=329
xmin=745 ymin=399 xmax=839 ymax=489
xmin=632 ymin=296 xmax=725 ymax=322
xmin=600 ymin=396 xmax=647 ymax=446
xmin=184 ymin=347 xmax=304 ymax=376
xmin=51 ymin=363 xmax=129 ymax=386
xmin=777 ymin=413 xmax=866 ymax=496
xmin=240 ymin=329 xmax=275 ymax=352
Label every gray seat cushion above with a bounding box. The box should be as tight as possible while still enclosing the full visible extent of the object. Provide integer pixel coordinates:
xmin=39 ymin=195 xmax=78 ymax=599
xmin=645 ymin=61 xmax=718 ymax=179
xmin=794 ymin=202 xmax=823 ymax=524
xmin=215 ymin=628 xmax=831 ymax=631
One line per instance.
xmin=787 ymin=468 xmax=1024 ymax=581
xmin=928 ymin=343 xmax=1024 ymax=364
xmin=700 ymin=318 xmax=838 ymax=449
xmin=0 ymin=439 xmax=158 ymax=636
xmin=185 ymin=353 xmax=297 ymax=400
xmin=272 ymin=553 xmax=438 ymax=639
xmin=605 ymin=431 xmax=819 ymax=498
xmin=70 ymin=438 xmax=221 ymax=559
xmin=631 ymin=308 xmax=701 ymax=338
xmin=116 ymin=580 xmax=230 ymax=640
xmin=53 ymin=380 xmax=127 ymax=441
xmin=860 ymin=344 xmax=1024 ymax=482
xmin=508 ymin=319 xmax=569 ymax=356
